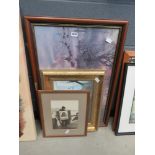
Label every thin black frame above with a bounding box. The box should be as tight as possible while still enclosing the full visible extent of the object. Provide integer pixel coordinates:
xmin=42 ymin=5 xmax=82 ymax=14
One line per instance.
xmin=115 ymin=63 xmax=135 ymax=136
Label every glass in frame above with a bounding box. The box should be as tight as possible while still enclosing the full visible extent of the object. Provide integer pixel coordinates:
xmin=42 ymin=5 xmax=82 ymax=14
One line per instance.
xmin=38 ymin=90 xmax=89 ymax=137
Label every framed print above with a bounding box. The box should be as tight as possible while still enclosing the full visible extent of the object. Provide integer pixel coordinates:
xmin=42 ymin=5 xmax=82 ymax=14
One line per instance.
xmin=37 ymin=90 xmax=89 ymax=137
xmin=115 ymin=63 xmax=135 ymax=135
xmin=24 ymin=16 xmax=128 ymax=126
xmin=19 ymin=18 xmax=36 ymax=141
xmin=41 ymin=70 xmax=104 ymax=132
xmin=113 ymin=51 xmax=135 ymax=130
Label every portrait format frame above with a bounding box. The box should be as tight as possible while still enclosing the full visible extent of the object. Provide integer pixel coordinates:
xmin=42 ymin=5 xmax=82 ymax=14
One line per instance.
xmin=19 ymin=18 xmax=36 ymax=141
xmin=24 ymin=16 xmax=128 ymax=126
xmin=115 ymin=62 xmax=135 ymax=135
xmin=40 ymin=70 xmax=104 ymax=132
xmin=37 ymin=90 xmax=89 ymax=137
xmin=113 ymin=51 xmax=135 ymax=130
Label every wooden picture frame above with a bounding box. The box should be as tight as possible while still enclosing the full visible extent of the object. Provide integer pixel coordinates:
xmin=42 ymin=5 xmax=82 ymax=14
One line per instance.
xmin=37 ymin=90 xmax=89 ymax=137
xmin=40 ymin=69 xmax=104 ymax=132
xmin=113 ymin=51 xmax=135 ymax=130
xmin=115 ymin=62 xmax=135 ymax=135
xmin=24 ymin=16 xmax=128 ymax=126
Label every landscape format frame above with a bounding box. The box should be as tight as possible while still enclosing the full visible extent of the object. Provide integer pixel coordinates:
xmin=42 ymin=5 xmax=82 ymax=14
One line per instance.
xmin=24 ymin=16 xmax=128 ymax=126
xmin=37 ymin=90 xmax=89 ymax=137
xmin=113 ymin=51 xmax=135 ymax=130
xmin=115 ymin=63 xmax=135 ymax=135
xmin=19 ymin=18 xmax=36 ymax=141
xmin=41 ymin=70 xmax=104 ymax=132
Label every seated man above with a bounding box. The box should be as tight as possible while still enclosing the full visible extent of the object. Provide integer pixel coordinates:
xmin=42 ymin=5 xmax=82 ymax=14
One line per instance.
xmin=56 ymin=106 xmax=71 ymax=128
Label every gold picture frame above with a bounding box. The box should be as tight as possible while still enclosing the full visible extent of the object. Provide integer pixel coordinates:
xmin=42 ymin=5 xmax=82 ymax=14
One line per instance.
xmin=40 ymin=69 xmax=105 ymax=132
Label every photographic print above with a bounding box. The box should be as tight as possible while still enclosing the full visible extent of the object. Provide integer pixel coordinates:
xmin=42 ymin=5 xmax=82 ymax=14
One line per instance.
xmin=38 ymin=90 xmax=89 ymax=137
xmin=51 ymin=100 xmax=79 ymax=129
xmin=25 ymin=17 xmax=128 ymax=126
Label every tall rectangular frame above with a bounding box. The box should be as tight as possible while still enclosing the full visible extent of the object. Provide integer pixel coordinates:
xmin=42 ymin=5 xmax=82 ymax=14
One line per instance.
xmin=113 ymin=51 xmax=135 ymax=130
xmin=115 ymin=62 xmax=135 ymax=135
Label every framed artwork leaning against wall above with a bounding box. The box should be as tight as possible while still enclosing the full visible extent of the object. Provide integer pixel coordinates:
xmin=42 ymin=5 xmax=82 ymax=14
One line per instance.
xmin=113 ymin=51 xmax=135 ymax=131
xmin=115 ymin=62 xmax=135 ymax=135
xmin=24 ymin=16 xmax=128 ymax=126
xmin=37 ymin=90 xmax=89 ymax=137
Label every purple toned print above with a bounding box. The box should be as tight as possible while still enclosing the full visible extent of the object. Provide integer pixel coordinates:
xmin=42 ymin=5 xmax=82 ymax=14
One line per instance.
xmin=34 ymin=26 xmax=120 ymax=125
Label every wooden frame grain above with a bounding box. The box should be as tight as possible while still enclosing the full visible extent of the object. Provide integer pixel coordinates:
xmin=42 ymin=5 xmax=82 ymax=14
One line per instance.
xmin=24 ymin=16 xmax=128 ymax=126
xmin=37 ymin=90 xmax=89 ymax=137
xmin=40 ymin=69 xmax=104 ymax=132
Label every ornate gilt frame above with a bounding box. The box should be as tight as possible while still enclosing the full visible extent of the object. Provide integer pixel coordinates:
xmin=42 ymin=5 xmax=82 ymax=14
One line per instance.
xmin=40 ymin=69 xmax=105 ymax=132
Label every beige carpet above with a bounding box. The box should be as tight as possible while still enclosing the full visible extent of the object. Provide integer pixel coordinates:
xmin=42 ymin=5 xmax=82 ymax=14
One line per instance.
xmin=19 ymin=119 xmax=135 ymax=155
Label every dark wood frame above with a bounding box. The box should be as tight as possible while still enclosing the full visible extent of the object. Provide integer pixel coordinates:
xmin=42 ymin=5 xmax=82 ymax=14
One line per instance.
xmin=24 ymin=16 xmax=128 ymax=126
xmin=115 ymin=63 xmax=135 ymax=135
xmin=37 ymin=90 xmax=89 ymax=137
xmin=113 ymin=51 xmax=135 ymax=130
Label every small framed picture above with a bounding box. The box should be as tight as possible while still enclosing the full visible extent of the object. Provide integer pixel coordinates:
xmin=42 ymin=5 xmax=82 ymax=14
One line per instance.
xmin=115 ymin=62 xmax=135 ymax=135
xmin=38 ymin=90 xmax=89 ymax=137
xmin=40 ymin=70 xmax=104 ymax=132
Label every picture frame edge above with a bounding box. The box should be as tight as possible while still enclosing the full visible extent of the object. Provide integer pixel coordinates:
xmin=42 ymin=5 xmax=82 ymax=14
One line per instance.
xmin=103 ymin=22 xmax=129 ymax=126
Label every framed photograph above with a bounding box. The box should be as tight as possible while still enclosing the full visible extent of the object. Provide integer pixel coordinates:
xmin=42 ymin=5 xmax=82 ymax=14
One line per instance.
xmin=19 ymin=18 xmax=36 ymax=141
xmin=41 ymin=70 xmax=104 ymax=132
xmin=37 ymin=90 xmax=89 ymax=137
xmin=113 ymin=51 xmax=135 ymax=130
xmin=24 ymin=16 xmax=128 ymax=126
xmin=115 ymin=62 xmax=135 ymax=135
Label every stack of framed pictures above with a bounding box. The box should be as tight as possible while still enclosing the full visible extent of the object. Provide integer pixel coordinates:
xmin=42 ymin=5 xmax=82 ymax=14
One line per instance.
xmin=38 ymin=69 xmax=104 ymax=137
xmin=24 ymin=16 xmax=128 ymax=137
xmin=113 ymin=51 xmax=135 ymax=135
